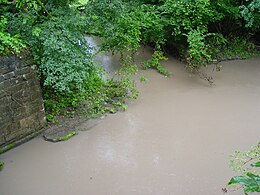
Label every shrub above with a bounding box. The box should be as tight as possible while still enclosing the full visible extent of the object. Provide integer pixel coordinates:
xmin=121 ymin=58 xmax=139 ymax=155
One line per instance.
xmin=224 ymin=142 xmax=260 ymax=195
xmin=85 ymin=0 xmax=259 ymax=73
xmin=0 ymin=16 xmax=25 ymax=55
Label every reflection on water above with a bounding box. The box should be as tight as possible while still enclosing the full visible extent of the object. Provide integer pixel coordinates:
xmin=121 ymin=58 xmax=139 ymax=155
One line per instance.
xmin=86 ymin=36 xmax=121 ymax=72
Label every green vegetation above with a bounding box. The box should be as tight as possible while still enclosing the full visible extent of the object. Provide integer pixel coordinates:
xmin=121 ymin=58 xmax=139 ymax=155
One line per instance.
xmin=141 ymin=50 xmax=169 ymax=77
xmin=224 ymin=142 xmax=260 ymax=195
xmin=211 ymin=39 xmax=255 ymax=62
xmin=0 ymin=161 xmax=4 ymax=171
xmin=0 ymin=143 xmax=15 ymax=155
xmin=85 ymin=0 xmax=259 ymax=72
xmin=1 ymin=0 xmax=259 ymax=119
xmin=44 ymin=63 xmax=138 ymax=121
xmin=55 ymin=131 xmax=77 ymax=141
xmin=43 ymin=131 xmax=77 ymax=142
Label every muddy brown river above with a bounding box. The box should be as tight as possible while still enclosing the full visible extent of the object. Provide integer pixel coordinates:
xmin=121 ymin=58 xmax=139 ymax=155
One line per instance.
xmin=0 ymin=41 xmax=259 ymax=195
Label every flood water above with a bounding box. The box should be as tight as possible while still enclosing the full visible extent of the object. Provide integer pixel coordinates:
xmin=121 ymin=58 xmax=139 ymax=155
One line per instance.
xmin=0 ymin=41 xmax=259 ymax=195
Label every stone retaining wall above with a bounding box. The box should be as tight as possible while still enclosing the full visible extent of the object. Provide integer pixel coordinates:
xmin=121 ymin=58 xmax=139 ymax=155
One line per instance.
xmin=0 ymin=51 xmax=46 ymax=147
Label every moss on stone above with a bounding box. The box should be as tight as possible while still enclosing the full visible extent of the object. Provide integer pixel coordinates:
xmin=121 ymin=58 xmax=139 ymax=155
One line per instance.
xmin=59 ymin=131 xmax=77 ymax=141
xmin=0 ymin=143 xmax=15 ymax=155
xmin=43 ymin=131 xmax=77 ymax=142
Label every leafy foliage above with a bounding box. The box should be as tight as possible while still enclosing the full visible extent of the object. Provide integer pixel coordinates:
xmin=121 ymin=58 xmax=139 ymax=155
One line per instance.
xmin=225 ymin=142 xmax=260 ymax=195
xmin=186 ymin=29 xmax=211 ymax=71
xmin=208 ymin=36 xmax=258 ymax=63
xmin=141 ymin=50 xmax=169 ymax=76
xmin=85 ymin=0 xmax=259 ymax=74
xmin=240 ymin=0 xmax=260 ymax=31
xmin=84 ymin=0 xmax=143 ymax=53
xmin=229 ymin=142 xmax=260 ymax=175
xmin=228 ymin=173 xmax=260 ymax=195
xmin=0 ymin=161 xmax=4 ymax=171
xmin=44 ymin=63 xmax=138 ymax=121
xmin=31 ymin=8 xmax=95 ymax=92
xmin=0 ymin=15 xmax=25 ymax=55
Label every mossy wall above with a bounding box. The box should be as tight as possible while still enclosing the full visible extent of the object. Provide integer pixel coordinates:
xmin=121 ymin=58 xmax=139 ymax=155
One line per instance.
xmin=0 ymin=51 xmax=46 ymax=147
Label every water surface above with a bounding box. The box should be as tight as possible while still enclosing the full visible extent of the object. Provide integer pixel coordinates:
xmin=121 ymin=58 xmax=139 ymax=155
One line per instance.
xmin=0 ymin=44 xmax=259 ymax=195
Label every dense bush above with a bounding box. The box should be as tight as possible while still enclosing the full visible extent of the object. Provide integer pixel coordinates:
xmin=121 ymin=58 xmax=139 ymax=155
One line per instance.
xmin=0 ymin=0 xmax=25 ymax=54
xmin=44 ymin=62 xmax=138 ymax=121
xmin=31 ymin=8 xmax=95 ymax=92
xmin=2 ymin=0 xmax=258 ymax=75
xmin=85 ymin=0 xmax=259 ymax=72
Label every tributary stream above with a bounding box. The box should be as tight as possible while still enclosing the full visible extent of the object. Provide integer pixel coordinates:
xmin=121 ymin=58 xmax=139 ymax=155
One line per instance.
xmin=0 ymin=39 xmax=259 ymax=195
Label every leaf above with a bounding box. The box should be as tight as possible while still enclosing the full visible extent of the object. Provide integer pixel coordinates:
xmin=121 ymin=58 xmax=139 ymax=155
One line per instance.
xmin=32 ymin=27 xmax=41 ymax=37
xmin=228 ymin=173 xmax=260 ymax=194
xmin=0 ymin=161 xmax=4 ymax=171
xmin=251 ymin=161 xmax=260 ymax=168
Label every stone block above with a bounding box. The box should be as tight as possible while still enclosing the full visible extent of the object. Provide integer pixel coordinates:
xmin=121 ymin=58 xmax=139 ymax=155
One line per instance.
xmin=21 ymin=88 xmax=31 ymax=98
xmin=0 ymin=90 xmax=7 ymax=98
xmin=22 ymin=72 xmax=35 ymax=81
xmin=18 ymin=54 xmax=34 ymax=67
xmin=11 ymin=99 xmax=24 ymax=109
xmin=9 ymin=77 xmax=24 ymax=86
xmin=0 ymin=55 xmax=17 ymax=74
xmin=13 ymin=112 xmax=29 ymax=122
xmin=10 ymin=121 xmax=21 ymax=131
xmin=5 ymin=130 xmax=24 ymax=142
xmin=30 ymin=92 xmax=42 ymax=100
xmin=13 ymin=106 xmax=27 ymax=116
xmin=0 ymin=75 xmax=4 ymax=82
xmin=0 ymin=80 xmax=11 ymax=89
xmin=27 ymin=104 xmax=42 ymax=115
xmin=0 ymin=123 xmax=11 ymax=136
xmin=3 ymin=71 xmax=15 ymax=80
xmin=12 ymin=90 xmax=24 ymax=98
xmin=0 ymin=105 xmax=12 ymax=120
xmin=14 ymin=66 xmax=31 ymax=76
xmin=6 ymin=83 xmax=24 ymax=95
xmin=19 ymin=116 xmax=35 ymax=129
xmin=0 ymin=137 xmax=5 ymax=146
xmin=0 ymin=96 xmax=11 ymax=105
